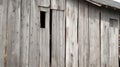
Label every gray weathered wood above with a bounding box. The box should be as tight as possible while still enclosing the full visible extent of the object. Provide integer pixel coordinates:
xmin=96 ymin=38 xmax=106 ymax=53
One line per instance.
xmin=109 ymin=12 xmax=119 ymax=67
xmin=51 ymin=0 xmax=65 ymax=10
xmin=51 ymin=10 xmax=65 ymax=67
xmin=20 ymin=0 xmax=30 ymax=67
xmin=101 ymin=10 xmax=110 ymax=67
xmin=0 ymin=0 xmax=7 ymax=67
xmin=78 ymin=0 xmax=89 ymax=67
xmin=101 ymin=10 xmax=119 ymax=67
xmin=88 ymin=5 xmax=100 ymax=67
xmin=29 ymin=0 xmax=39 ymax=67
xmin=109 ymin=19 xmax=119 ymax=67
xmin=86 ymin=0 xmax=120 ymax=9
xmin=66 ymin=0 xmax=78 ymax=67
xmin=37 ymin=0 xmax=50 ymax=7
xmin=39 ymin=7 xmax=50 ymax=67
xmin=7 ymin=0 xmax=21 ymax=67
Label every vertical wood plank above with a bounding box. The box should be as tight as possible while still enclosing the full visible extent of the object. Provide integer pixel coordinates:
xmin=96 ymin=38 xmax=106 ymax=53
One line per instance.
xmin=0 ymin=0 xmax=7 ymax=67
xmin=20 ymin=0 xmax=30 ymax=67
xmin=51 ymin=0 xmax=65 ymax=10
xmin=29 ymin=0 xmax=39 ymax=67
xmin=7 ymin=0 xmax=21 ymax=67
xmin=88 ymin=5 xmax=100 ymax=67
xmin=51 ymin=10 xmax=65 ymax=67
xmin=78 ymin=0 xmax=89 ymax=67
xmin=37 ymin=0 xmax=50 ymax=7
xmin=39 ymin=7 xmax=50 ymax=67
xmin=0 ymin=0 xmax=2 ymax=25
xmin=101 ymin=10 xmax=119 ymax=67
xmin=101 ymin=10 xmax=110 ymax=67
xmin=109 ymin=19 xmax=119 ymax=67
xmin=66 ymin=0 xmax=78 ymax=67
xmin=109 ymin=13 xmax=119 ymax=67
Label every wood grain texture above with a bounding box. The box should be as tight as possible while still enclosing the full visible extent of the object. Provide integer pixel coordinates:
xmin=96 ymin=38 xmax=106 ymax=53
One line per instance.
xmin=39 ymin=7 xmax=50 ymax=67
xmin=0 ymin=0 xmax=119 ymax=67
xmin=87 ymin=0 xmax=120 ymax=9
xmin=88 ymin=4 xmax=100 ymax=67
xmin=29 ymin=0 xmax=39 ymax=67
xmin=51 ymin=10 xmax=65 ymax=67
xmin=109 ymin=18 xmax=119 ymax=67
xmin=78 ymin=0 xmax=89 ymax=67
xmin=101 ymin=10 xmax=119 ymax=67
xmin=51 ymin=0 xmax=65 ymax=10
xmin=101 ymin=10 xmax=110 ymax=67
xmin=7 ymin=0 xmax=21 ymax=67
xmin=37 ymin=0 xmax=50 ymax=7
xmin=0 ymin=0 xmax=7 ymax=67
xmin=66 ymin=0 xmax=78 ymax=67
xmin=20 ymin=0 xmax=30 ymax=67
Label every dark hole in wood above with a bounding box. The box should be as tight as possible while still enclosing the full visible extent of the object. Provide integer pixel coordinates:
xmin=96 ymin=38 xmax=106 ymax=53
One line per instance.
xmin=40 ymin=11 xmax=46 ymax=28
xmin=49 ymin=9 xmax=52 ymax=66
xmin=119 ymin=58 xmax=120 ymax=67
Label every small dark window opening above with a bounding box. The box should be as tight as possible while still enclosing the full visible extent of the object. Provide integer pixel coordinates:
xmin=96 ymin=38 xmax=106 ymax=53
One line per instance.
xmin=40 ymin=11 xmax=46 ymax=28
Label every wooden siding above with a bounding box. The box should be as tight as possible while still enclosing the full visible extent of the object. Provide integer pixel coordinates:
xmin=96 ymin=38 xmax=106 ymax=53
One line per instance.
xmin=0 ymin=0 xmax=119 ymax=67
xmin=51 ymin=10 xmax=65 ymax=67
xmin=86 ymin=0 xmax=120 ymax=9
xmin=29 ymin=0 xmax=39 ymax=67
xmin=101 ymin=9 xmax=119 ymax=67
xmin=39 ymin=7 xmax=50 ymax=67
xmin=101 ymin=10 xmax=110 ymax=67
xmin=66 ymin=0 xmax=79 ymax=67
xmin=20 ymin=0 xmax=30 ymax=67
xmin=51 ymin=0 xmax=65 ymax=10
xmin=0 ymin=0 xmax=5 ymax=67
xmin=78 ymin=0 xmax=89 ymax=67
xmin=88 ymin=4 xmax=101 ymax=67
xmin=37 ymin=0 xmax=50 ymax=7
xmin=6 ymin=0 xmax=21 ymax=67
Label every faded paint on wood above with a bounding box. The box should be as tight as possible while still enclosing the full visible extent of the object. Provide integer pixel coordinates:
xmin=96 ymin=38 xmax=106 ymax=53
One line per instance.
xmin=66 ymin=0 xmax=78 ymax=67
xmin=78 ymin=0 xmax=89 ymax=67
xmin=20 ymin=0 xmax=30 ymax=67
xmin=51 ymin=0 xmax=65 ymax=10
xmin=39 ymin=7 xmax=50 ymax=67
xmin=7 ymin=0 xmax=21 ymax=67
xmin=37 ymin=0 xmax=50 ymax=7
xmin=29 ymin=0 xmax=39 ymax=67
xmin=51 ymin=10 xmax=65 ymax=67
xmin=88 ymin=4 xmax=100 ymax=67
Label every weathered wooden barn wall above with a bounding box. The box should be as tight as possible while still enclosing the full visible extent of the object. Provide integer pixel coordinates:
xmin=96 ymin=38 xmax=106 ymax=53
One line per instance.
xmin=101 ymin=9 xmax=119 ymax=67
xmin=0 ymin=0 xmax=3 ymax=67
xmin=0 ymin=0 xmax=119 ymax=67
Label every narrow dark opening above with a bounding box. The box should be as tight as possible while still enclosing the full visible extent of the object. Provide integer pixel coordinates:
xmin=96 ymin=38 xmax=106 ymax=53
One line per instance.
xmin=119 ymin=59 xmax=120 ymax=67
xmin=40 ymin=11 xmax=46 ymax=28
xmin=49 ymin=9 xmax=52 ymax=66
